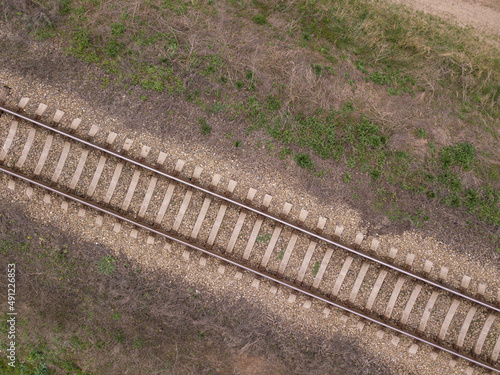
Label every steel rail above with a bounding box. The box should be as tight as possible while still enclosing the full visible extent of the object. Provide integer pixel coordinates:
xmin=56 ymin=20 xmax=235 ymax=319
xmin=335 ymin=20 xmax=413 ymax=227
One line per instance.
xmin=1 ymin=164 xmax=498 ymax=373
xmin=1 ymin=104 xmax=499 ymax=316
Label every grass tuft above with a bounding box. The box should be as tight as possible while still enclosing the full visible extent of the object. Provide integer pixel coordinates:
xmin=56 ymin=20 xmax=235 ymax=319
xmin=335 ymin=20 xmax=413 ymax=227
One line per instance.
xmin=294 ymin=153 xmax=315 ymax=169
xmin=97 ymin=256 xmax=117 ymax=276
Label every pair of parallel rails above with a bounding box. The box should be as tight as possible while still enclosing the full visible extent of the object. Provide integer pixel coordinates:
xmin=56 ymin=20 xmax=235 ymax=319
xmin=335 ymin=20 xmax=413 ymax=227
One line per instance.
xmin=0 ymin=99 xmax=499 ymax=373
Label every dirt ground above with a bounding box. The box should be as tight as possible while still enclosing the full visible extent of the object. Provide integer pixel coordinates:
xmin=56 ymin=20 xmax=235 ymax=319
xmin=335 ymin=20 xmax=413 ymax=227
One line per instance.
xmin=389 ymin=0 xmax=500 ymax=37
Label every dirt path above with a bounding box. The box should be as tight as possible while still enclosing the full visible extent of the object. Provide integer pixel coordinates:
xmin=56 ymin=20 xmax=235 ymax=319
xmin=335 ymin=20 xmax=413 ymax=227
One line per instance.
xmin=389 ymin=0 xmax=500 ymax=36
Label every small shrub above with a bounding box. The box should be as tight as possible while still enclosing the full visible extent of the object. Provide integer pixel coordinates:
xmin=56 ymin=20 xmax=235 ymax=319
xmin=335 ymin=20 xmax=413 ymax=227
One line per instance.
xmin=294 ymin=153 xmax=315 ymax=169
xmin=415 ymin=128 xmax=428 ymax=138
xmin=266 ymin=95 xmax=281 ymax=111
xmin=341 ymin=101 xmax=354 ymax=114
xmin=199 ymin=119 xmax=212 ymax=135
xmin=97 ymin=256 xmax=117 ymax=276
xmin=59 ymin=0 xmax=71 ymax=14
xmin=279 ymin=147 xmax=292 ymax=159
xmin=324 ymin=65 xmax=335 ymax=75
xmin=343 ymin=172 xmax=352 ymax=183
xmin=439 ymin=142 xmax=476 ymax=170
xmin=234 ymin=140 xmax=242 ymax=147
xmin=235 ymin=80 xmax=244 ymax=89
xmin=253 ymin=14 xmax=267 ymax=25
xmin=111 ymin=22 xmax=126 ymax=37
xmin=442 ymin=193 xmax=462 ymax=207
xmin=312 ymin=64 xmax=323 ymax=76
xmin=105 ymin=39 xmax=123 ymax=57
xmin=370 ymin=169 xmax=381 ymax=181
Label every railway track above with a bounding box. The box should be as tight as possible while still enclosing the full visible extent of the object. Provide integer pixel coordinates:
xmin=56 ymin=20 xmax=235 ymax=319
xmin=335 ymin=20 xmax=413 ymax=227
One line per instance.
xmin=1 ymin=97 xmax=499 ymax=373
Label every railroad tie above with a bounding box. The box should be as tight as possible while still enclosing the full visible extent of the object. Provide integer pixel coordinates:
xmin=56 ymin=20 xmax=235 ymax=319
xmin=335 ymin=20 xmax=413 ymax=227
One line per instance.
xmin=438 ymin=275 xmax=471 ymax=340
xmin=17 ymin=97 xmax=29 ymax=111
xmin=295 ymin=217 xmax=327 ymax=283
xmin=172 ymin=166 xmax=203 ymax=231
xmin=277 ymin=208 xmax=308 ymax=276
xmin=33 ymin=134 xmax=54 ymax=175
xmin=260 ymin=202 xmax=292 ymax=268
xmin=137 ymin=151 xmax=168 ymax=218
xmin=365 ymin=269 xmax=388 ymax=310
xmin=51 ymin=141 xmax=71 ymax=182
xmin=474 ymin=314 xmax=496 ymax=356
xmin=386 ymin=254 xmax=415 ymax=319
xmin=243 ymin=194 xmax=273 ymax=260
xmin=332 ymin=256 xmax=354 ymax=297
xmin=400 ymin=284 xmax=423 ymax=325
xmin=34 ymin=103 xmax=47 ymax=118
xmin=15 ymin=127 xmax=36 ymax=169
xmin=311 ymin=247 xmax=334 ymax=291
xmin=51 ymin=116 xmax=81 ymax=182
xmin=333 ymin=225 xmax=344 ymax=240
xmin=366 ymin=248 xmax=397 ymax=311
xmin=457 ymin=307 xmax=478 ymax=348
xmin=70 ymin=118 xmax=82 ymax=130
xmin=491 ymin=301 xmax=500 ymax=362
xmin=69 ymin=126 xmax=101 ymax=189
xmin=348 ymin=262 xmax=370 ymax=304
xmin=385 ymin=277 xmax=406 ymax=319
xmin=225 ymin=188 xmax=257 ymax=253
xmin=0 ymin=120 xmax=18 ymax=161
xmin=190 ymin=174 xmax=221 ymax=239
xmin=52 ymin=110 xmax=64 ymax=125
xmin=418 ymin=291 xmax=441 ymax=332
xmin=121 ymin=145 xmax=151 ymax=210
xmin=86 ymin=155 xmax=107 ymax=197
xmin=104 ymin=138 xmax=133 ymax=203
xmin=206 ymin=179 xmax=237 ymax=247
xmin=354 ymin=232 xmax=364 ymax=247
xmin=370 ymin=238 xmax=380 ymax=252
xmin=154 ymin=160 xmax=185 ymax=225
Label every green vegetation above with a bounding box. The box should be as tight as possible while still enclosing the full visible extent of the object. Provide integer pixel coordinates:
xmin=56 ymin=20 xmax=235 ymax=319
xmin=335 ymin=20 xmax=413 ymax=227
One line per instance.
xmin=256 ymin=233 xmax=272 ymax=244
xmin=199 ymin=118 xmax=212 ymax=135
xmin=253 ymin=14 xmax=267 ymax=25
xmin=312 ymin=261 xmax=320 ymax=276
xmin=415 ymin=128 xmax=428 ymax=139
xmin=279 ymin=147 xmax=292 ymax=159
xmin=97 ymin=255 xmax=117 ymax=276
xmin=294 ymin=153 xmax=315 ymax=170
xmin=277 ymin=249 xmax=285 ymax=260
xmin=439 ymin=142 xmax=476 ymax=170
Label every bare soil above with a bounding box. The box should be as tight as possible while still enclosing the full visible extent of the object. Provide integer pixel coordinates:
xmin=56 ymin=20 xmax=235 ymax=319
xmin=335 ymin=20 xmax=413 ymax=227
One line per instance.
xmin=389 ymin=0 xmax=500 ymax=37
